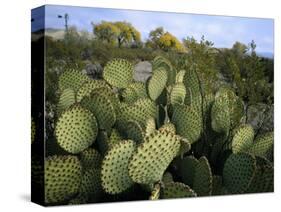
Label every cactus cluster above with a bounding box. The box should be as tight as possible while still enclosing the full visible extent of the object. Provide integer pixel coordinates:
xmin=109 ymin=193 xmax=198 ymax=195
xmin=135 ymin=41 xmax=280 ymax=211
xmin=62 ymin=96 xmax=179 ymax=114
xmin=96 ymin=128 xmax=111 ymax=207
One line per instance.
xmin=35 ymin=56 xmax=273 ymax=205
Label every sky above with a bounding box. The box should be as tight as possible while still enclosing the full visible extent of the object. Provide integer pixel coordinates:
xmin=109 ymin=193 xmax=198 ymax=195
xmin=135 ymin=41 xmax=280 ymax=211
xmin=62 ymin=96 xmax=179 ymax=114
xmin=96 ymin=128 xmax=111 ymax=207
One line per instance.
xmin=32 ymin=5 xmax=274 ymax=53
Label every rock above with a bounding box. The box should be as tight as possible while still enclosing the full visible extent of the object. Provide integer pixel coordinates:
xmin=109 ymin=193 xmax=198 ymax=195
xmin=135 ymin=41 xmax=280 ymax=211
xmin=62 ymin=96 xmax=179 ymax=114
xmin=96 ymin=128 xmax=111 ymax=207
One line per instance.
xmin=134 ymin=61 xmax=152 ymax=83
xmin=82 ymin=62 xmax=103 ymax=79
xmin=246 ymin=103 xmax=273 ymax=133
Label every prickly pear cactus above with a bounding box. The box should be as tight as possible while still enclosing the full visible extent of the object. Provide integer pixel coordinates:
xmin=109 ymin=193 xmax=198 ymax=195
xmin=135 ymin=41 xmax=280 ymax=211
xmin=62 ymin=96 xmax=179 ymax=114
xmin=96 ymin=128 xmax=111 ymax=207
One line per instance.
xmin=45 ymin=56 xmax=273 ymax=205
xmin=232 ymin=124 xmax=254 ymax=154
xmin=223 ymin=153 xmax=256 ymax=194
xmin=248 ymin=132 xmax=273 ymax=160
xmin=172 ymin=104 xmax=202 ymax=144
xmin=81 ymin=92 xmax=116 ymax=131
xmin=45 ymin=155 xmax=82 ymax=204
xmin=128 ymin=130 xmax=180 ymax=185
xmin=76 ymin=80 xmax=110 ymax=102
xmin=103 ymin=58 xmax=134 ymax=88
xmin=58 ymin=69 xmax=90 ymax=92
xmin=148 ymin=67 xmax=168 ymax=101
xmin=57 ymin=88 xmax=76 ymax=115
xmin=55 ymin=106 xmax=98 ymax=154
xmin=80 ymin=148 xmax=102 ymax=169
xmin=101 ymin=140 xmax=136 ymax=194
xmin=161 ymin=182 xmax=197 ymax=199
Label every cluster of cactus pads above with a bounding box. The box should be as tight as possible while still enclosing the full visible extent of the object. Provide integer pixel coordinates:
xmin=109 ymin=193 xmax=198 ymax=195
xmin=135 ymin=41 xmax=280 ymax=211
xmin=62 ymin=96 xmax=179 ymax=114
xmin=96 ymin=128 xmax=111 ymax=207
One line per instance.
xmin=33 ymin=56 xmax=273 ymax=205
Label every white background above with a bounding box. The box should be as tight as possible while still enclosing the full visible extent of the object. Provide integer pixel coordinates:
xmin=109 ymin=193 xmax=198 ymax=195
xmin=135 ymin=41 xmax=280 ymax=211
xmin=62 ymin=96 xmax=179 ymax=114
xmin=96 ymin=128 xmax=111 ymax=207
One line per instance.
xmin=0 ymin=0 xmax=279 ymax=211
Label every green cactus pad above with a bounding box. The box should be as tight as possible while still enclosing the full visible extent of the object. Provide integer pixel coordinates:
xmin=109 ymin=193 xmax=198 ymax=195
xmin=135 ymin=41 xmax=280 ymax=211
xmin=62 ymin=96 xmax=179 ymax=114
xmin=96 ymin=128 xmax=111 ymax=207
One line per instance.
xmin=57 ymin=88 xmax=76 ymax=115
xmin=134 ymin=98 xmax=157 ymax=119
xmin=223 ymin=153 xmax=256 ymax=194
xmin=145 ymin=117 xmax=156 ymax=136
xmin=81 ymin=92 xmax=116 ymax=131
xmin=126 ymin=120 xmax=145 ymax=144
xmin=96 ymin=130 xmax=109 ymax=155
xmin=149 ymin=184 xmax=161 ymax=200
xmin=162 ymin=172 xmax=174 ymax=183
xmin=80 ymin=148 xmax=102 ymax=169
xmin=91 ymin=86 xmax=121 ymax=114
xmin=178 ymin=138 xmax=191 ymax=157
xmin=152 ymin=56 xmax=175 ymax=85
xmin=248 ymin=132 xmax=273 ymax=159
xmin=148 ymin=68 xmax=168 ymax=101
xmin=55 ymin=106 xmax=98 ymax=154
xmin=107 ymin=128 xmax=123 ymax=150
xmin=169 ymin=83 xmax=186 ymax=105
xmin=128 ymin=130 xmax=181 ymax=185
xmin=246 ymin=157 xmax=273 ymax=193
xmin=232 ymin=124 xmax=254 ymax=154
xmin=117 ymin=99 xmax=157 ymax=130
xmin=172 ymin=104 xmax=202 ymax=144
xmin=220 ymin=87 xmax=244 ymax=129
xmin=58 ymin=69 xmax=90 ymax=92
xmin=122 ymin=82 xmax=147 ymax=103
xmin=45 ymin=155 xmax=82 ymax=204
xmin=159 ymin=122 xmax=176 ymax=134
xmin=161 ymin=182 xmax=197 ymax=199
xmin=183 ymin=67 xmax=200 ymax=98
xmin=80 ymin=168 xmax=102 ymax=200
xmin=179 ymin=156 xmax=199 ymax=187
xmin=211 ymin=92 xmax=231 ymax=134
xmin=103 ymin=58 xmax=133 ymax=88
xmin=121 ymin=86 xmax=139 ymax=103
xmin=193 ymin=157 xmax=212 ymax=196
xmin=76 ymin=80 xmax=110 ymax=102
xmin=101 ymin=140 xmax=136 ymax=194
xmin=129 ymin=82 xmax=148 ymax=98
xmin=176 ymin=70 xmax=186 ymax=83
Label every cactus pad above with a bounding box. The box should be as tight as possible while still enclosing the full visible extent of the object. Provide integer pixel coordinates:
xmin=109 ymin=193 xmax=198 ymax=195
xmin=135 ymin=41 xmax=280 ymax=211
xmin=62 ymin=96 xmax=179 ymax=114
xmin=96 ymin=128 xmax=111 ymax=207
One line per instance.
xmin=76 ymin=80 xmax=110 ymax=102
xmin=172 ymin=104 xmax=202 ymax=144
xmin=232 ymin=124 xmax=254 ymax=154
xmin=58 ymin=69 xmax=90 ymax=92
xmin=246 ymin=157 xmax=273 ymax=193
xmin=223 ymin=153 xmax=256 ymax=194
xmin=145 ymin=117 xmax=156 ymax=136
xmin=55 ymin=106 xmax=98 ymax=154
xmin=161 ymin=182 xmax=197 ymax=199
xmin=148 ymin=68 xmax=168 ymax=101
xmin=80 ymin=148 xmax=102 ymax=169
xmin=81 ymin=92 xmax=116 ymax=131
xmin=128 ymin=130 xmax=181 ymax=185
xmin=179 ymin=156 xmax=199 ymax=187
xmin=176 ymin=70 xmax=186 ymax=83
xmin=45 ymin=155 xmax=82 ymax=204
xmin=193 ymin=157 xmax=212 ymax=196
xmin=149 ymin=184 xmax=161 ymax=200
xmin=248 ymin=132 xmax=273 ymax=159
xmin=57 ymin=88 xmax=76 ymax=114
xmin=103 ymin=58 xmax=133 ymax=88
xmin=169 ymin=83 xmax=186 ymax=105
xmin=122 ymin=82 xmax=147 ymax=103
xmin=159 ymin=122 xmax=176 ymax=134
xmin=101 ymin=140 xmax=136 ymax=194
xmin=211 ymin=92 xmax=231 ymax=134
xmin=80 ymin=168 xmax=102 ymax=200
xmin=126 ymin=120 xmax=144 ymax=144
